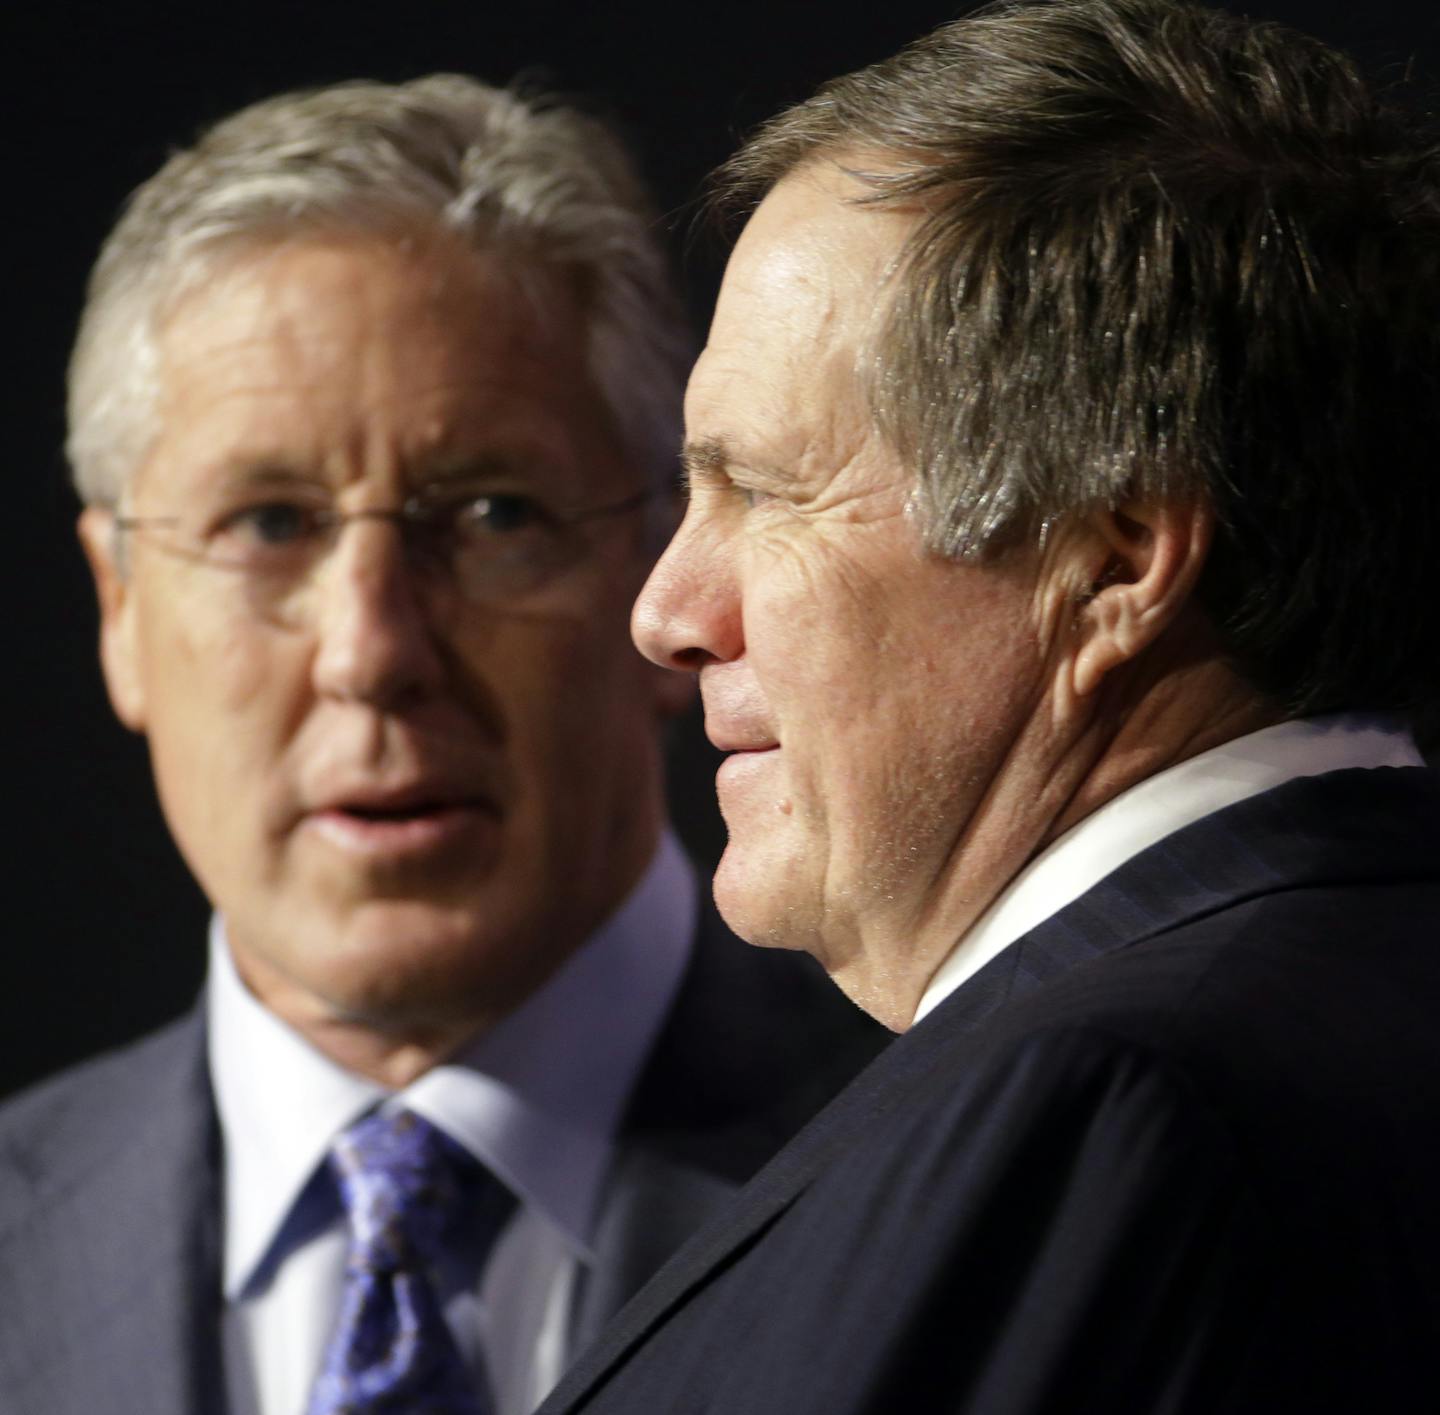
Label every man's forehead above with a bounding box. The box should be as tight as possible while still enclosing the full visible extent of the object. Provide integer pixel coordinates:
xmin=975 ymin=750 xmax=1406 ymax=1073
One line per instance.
xmin=684 ymin=168 xmax=909 ymax=483
xmin=696 ymin=164 xmax=918 ymax=428
xmin=726 ymin=167 xmax=903 ymax=317
xmin=135 ymin=238 xmax=616 ymax=505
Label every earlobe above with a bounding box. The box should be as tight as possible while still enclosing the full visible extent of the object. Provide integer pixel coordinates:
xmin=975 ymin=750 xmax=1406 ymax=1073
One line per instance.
xmin=1070 ymin=501 xmax=1213 ymax=699
xmin=77 ymin=507 xmax=148 ymax=731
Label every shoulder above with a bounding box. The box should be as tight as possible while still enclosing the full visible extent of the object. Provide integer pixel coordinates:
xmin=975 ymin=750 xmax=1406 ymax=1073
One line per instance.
xmin=897 ymin=871 xmax=1440 ymax=1271
xmin=999 ymin=869 xmax=1440 ymax=1091
xmin=817 ymin=879 xmax=1440 ymax=1396
xmin=0 ymin=1010 xmax=208 ymax=1231
xmin=968 ymin=768 xmax=1440 ymax=1118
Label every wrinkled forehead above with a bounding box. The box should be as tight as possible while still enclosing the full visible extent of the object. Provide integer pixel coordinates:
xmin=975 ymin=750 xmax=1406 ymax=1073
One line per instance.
xmin=154 ymin=227 xmax=580 ymax=365
xmin=136 ymin=234 xmax=619 ymax=504
xmin=684 ymin=163 xmax=916 ymax=479
xmin=716 ymin=161 xmax=912 ymax=361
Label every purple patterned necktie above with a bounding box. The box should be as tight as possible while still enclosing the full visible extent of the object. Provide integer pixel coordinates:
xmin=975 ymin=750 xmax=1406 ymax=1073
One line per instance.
xmin=307 ymin=1108 xmax=514 ymax=1415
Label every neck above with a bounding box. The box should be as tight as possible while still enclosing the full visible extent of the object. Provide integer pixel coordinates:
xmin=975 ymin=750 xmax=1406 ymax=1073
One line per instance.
xmin=836 ymin=640 xmax=1280 ymax=1031
xmin=226 ymin=948 xmax=495 ymax=1088
xmin=1044 ymin=657 xmax=1283 ymax=847
xmin=289 ymin=1015 xmax=481 ymax=1090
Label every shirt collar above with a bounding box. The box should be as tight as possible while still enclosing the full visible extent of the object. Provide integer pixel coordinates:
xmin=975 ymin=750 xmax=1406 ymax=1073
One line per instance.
xmin=913 ymin=713 xmax=1424 ymax=1025
xmin=209 ymin=831 xmax=696 ymax=1298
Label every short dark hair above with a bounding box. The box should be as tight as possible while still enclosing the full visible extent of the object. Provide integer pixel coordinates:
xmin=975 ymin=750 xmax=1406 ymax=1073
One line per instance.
xmin=720 ymin=0 xmax=1440 ymax=716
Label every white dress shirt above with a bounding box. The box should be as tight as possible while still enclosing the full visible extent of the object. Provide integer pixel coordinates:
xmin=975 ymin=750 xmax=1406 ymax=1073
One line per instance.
xmin=210 ymin=832 xmax=696 ymax=1415
xmin=914 ymin=714 xmax=1425 ymax=1025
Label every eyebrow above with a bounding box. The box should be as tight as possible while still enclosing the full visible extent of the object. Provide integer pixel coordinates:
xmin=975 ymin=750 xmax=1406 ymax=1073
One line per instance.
xmin=679 ymin=437 xmax=729 ymax=491
xmin=205 ymin=462 xmax=323 ymax=490
xmin=416 ymin=453 xmax=531 ymax=485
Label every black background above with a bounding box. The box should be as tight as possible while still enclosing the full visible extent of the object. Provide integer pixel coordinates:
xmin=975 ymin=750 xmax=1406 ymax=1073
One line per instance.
xmin=8 ymin=0 xmax=1437 ymax=1098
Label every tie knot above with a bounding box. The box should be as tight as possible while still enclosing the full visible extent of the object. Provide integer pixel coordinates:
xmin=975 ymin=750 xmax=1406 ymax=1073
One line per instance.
xmin=330 ymin=1109 xmax=473 ymax=1273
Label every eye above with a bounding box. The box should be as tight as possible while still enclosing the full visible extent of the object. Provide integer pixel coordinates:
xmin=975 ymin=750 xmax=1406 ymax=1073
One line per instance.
xmin=739 ymin=487 xmax=776 ymax=510
xmin=452 ymin=493 xmax=550 ymax=535
xmin=215 ymin=501 xmax=324 ymax=546
xmin=198 ymin=500 xmax=331 ymax=571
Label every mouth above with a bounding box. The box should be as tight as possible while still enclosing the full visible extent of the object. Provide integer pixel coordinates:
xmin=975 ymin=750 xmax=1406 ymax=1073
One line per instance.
xmin=715 ymin=743 xmax=781 ymax=796
xmin=302 ymin=787 xmax=499 ymax=858
xmin=705 ymin=724 xmax=780 ymax=754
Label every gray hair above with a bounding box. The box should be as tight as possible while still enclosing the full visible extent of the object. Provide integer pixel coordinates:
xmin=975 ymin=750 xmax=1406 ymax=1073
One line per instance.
xmin=718 ymin=0 xmax=1440 ymax=716
xmin=67 ymin=73 xmax=690 ymax=507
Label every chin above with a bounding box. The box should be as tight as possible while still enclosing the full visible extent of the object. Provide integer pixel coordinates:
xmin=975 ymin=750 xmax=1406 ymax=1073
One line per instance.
xmin=339 ymin=898 xmax=588 ymax=1024
xmin=318 ymin=945 xmax=480 ymax=1027
xmin=711 ymin=843 xmax=812 ymax=954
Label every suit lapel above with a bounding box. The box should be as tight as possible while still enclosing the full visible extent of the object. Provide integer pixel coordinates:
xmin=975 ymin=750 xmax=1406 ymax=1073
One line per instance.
xmin=569 ymin=1146 xmax=735 ymax=1353
xmin=549 ymin=937 xmax=1028 ymax=1408
xmin=0 ymin=1010 xmax=227 ymax=1414
xmin=564 ymin=901 xmax=889 ymax=1377
xmin=564 ymin=903 xmax=881 ymax=1353
xmin=544 ymin=766 xmax=1440 ymax=1412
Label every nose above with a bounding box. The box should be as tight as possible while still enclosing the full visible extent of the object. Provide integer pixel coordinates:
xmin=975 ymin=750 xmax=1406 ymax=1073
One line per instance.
xmin=310 ymin=520 xmax=448 ymax=709
xmin=631 ymin=505 xmax=742 ymax=672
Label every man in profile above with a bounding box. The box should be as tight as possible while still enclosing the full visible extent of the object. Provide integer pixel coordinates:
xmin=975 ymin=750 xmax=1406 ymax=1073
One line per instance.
xmin=0 ymin=76 xmax=880 ymax=1415
xmin=539 ymin=2 xmax=1440 ymax=1410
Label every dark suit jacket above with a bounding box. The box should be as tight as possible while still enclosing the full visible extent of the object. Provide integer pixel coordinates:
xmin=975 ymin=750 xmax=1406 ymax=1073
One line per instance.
xmin=0 ymin=902 xmax=884 ymax=1413
xmin=539 ymin=767 xmax=1440 ymax=1414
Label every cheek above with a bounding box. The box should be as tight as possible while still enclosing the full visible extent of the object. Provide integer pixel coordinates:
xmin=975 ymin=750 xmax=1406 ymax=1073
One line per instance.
xmin=462 ymin=603 xmax=658 ymax=788
xmin=745 ymin=533 xmax=888 ymax=697
xmin=137 ymin=576 xmax=282 ymax=709
xmin=756 ymin=547 xmax=1043 ymax=833
xmin=736 ymin=557 xmax=900 ymax=832
xmin=137 ymin=598 xmax=299 ymax=816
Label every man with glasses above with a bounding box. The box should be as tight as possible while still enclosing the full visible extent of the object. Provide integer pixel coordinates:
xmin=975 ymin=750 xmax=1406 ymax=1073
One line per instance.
xmin=0 ymin=76 xmax=880 ymax=1415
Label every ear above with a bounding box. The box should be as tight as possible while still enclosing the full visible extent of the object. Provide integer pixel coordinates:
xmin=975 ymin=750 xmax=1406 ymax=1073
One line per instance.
xmin=77 ymin=507 xmax=148 ymax=731
xmin=1069 ymin=499 xmax=1213 ymax=699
